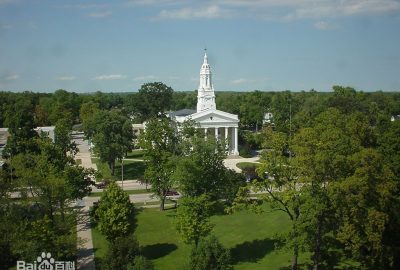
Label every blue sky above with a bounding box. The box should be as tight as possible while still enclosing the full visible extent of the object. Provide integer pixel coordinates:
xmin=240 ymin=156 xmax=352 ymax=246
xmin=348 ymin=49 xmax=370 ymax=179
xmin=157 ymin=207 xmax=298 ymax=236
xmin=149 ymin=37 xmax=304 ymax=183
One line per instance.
xmin=0 ymin=0 xmax=399 ymax=92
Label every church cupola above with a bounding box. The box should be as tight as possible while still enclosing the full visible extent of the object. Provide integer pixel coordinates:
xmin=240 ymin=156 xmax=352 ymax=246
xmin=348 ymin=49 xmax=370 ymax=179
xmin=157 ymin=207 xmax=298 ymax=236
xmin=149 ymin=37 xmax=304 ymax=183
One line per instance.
xmin=197 ymin=50 xmax=216 ymax=112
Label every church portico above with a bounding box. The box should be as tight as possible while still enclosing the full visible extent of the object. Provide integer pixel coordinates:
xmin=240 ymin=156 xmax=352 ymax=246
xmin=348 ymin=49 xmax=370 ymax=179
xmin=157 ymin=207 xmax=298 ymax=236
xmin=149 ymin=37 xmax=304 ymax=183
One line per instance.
xmin=197 ymin=126 xmax=238 ymax=155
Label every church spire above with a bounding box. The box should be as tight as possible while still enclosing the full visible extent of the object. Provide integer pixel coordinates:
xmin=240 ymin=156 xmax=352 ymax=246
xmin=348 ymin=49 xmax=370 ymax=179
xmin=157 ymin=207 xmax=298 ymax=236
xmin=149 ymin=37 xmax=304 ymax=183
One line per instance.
xmin=197 ymin=49 xmax=216 ymax=112
xmin=203 ymin=48 xmax=208 ymax=64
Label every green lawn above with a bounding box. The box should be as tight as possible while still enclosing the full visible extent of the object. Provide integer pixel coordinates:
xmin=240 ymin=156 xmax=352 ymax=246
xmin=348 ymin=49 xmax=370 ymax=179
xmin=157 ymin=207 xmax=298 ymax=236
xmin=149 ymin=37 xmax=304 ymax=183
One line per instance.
xmin=236 ymin=162 xmax=260 ymax=170
xmin=126 ymin=149 xmax=146 ymax=159
xmin=92 ymin=158 xmax=146 ymax=181
xmin=92 ymin=205 xmax=311 ymax=270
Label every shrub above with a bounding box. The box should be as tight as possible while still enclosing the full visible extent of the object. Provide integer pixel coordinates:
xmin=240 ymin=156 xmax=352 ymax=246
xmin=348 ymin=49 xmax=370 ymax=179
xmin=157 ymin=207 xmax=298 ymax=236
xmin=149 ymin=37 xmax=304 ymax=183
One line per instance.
xmin=102 ymin=234 xmax=140 ymax=270
xmin=189 ymin=235 xmax=232 ymax=270
xmin=127 ymin=255 xmax=154 ymax=270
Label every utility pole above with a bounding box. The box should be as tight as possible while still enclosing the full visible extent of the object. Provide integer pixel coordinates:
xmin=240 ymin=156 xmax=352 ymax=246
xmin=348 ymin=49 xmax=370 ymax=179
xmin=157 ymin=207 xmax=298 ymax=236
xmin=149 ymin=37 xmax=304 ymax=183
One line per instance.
xmin=121 ymin=158 xmax=124 ymax=189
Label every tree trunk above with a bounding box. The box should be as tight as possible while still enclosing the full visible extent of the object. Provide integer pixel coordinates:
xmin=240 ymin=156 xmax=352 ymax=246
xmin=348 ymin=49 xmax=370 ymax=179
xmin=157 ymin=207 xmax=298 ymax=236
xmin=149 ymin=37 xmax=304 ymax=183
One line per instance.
xmin=159 ymin=195 xmax=165 ymax=211
xmin=60 ymin=201 xmax=65 ymax=222
xmin=313 ymin=217 xmax=322 ymax=270
xmin=291 ymin=245 xmax=298 ymax=270
xmin=109 ymin=160 xmax=115 ymax=175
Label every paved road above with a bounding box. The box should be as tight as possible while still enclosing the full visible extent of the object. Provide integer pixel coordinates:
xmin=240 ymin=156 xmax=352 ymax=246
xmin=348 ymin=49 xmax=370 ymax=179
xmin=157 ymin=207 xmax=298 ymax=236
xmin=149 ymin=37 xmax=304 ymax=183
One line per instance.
xmin=73 ymin=132 xmax=97 ymax=171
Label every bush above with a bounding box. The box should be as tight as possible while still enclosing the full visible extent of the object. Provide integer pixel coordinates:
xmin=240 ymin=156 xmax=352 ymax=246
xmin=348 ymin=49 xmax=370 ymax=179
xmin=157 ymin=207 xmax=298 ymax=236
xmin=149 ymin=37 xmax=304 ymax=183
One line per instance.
xmin=127 ymin=255 xmax=154 ymax=270
xmin=102 ymin=234 xmax=140 ymax=270
xmin=189 ymin=235 xmax=232 ymax=270
xmin=239 ymin=145 xmax=252 ymax=158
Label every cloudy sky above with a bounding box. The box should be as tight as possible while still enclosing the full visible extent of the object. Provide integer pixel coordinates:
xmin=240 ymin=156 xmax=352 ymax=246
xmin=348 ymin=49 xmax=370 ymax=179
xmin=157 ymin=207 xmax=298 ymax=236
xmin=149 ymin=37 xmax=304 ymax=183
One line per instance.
xmin=0 ymin=0 xmax=399 ymax=92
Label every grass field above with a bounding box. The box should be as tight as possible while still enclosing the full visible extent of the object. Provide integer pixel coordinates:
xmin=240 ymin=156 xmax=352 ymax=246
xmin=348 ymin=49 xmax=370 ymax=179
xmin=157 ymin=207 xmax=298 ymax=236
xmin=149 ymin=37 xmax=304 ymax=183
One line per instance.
xmin=92 ymin=205 xmax=311 ymax=270
xmin=92 ymin=158 xmax=146 ymax=181
xmin=126 ymin=149 xmax=146 ymax=159
xmin=236 ymin=162 xmax=260 ymax=170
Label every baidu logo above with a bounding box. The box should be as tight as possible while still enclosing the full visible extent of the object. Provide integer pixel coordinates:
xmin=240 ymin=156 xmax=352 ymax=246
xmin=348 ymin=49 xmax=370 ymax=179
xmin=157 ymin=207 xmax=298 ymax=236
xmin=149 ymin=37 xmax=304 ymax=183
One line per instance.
xmin=17 ymin=252 xmax=75 ymax=270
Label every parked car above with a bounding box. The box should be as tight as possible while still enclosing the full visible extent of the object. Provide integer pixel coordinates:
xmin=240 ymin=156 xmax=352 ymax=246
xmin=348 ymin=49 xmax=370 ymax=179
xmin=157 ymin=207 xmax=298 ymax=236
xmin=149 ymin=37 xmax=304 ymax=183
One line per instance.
xmin=166 ymin=189 xmax=181 ymax=199
xmin=95 ymin=181 xmax=108 ymax=189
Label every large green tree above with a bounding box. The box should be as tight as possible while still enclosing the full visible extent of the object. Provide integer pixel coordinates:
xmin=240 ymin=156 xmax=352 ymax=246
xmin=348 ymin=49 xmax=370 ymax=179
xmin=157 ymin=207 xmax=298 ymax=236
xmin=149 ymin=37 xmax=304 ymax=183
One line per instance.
xmin=175 ymin=194 xmax=213 ymax=246
xmin=95 ymin=182 xmax=134 ymax=241
xmin=172 ymin=137 xmax=237 ymax=201
xmin=139 ymin=117 xmax=179 ymax=210
xmin=128 ymin=82 xmax=174 ymax=121
xmin=91 ymin=110 xmax=133 ymax=175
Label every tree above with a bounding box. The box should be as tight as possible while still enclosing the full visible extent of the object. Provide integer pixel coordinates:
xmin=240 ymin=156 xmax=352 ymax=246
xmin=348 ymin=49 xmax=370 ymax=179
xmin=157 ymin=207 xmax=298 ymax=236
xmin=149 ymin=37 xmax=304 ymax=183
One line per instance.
xmin=91 ymin=110 xmax=133 ymax=175
xmin=330 ymin=149 xmax=398 ymax=269
xmin=55 ymin=117 xmax=77 ymax=156
xmin=139 ymin=117 xmax=179 ymax=210
xmin=175 ymin=194 xmax=214 ymax=246
xmin=95 ymin=182 xmax=134 ymax=241
xmin=254 ymin=129 xmax=303 ymax=270
xmin=172 ymin=137 xmax=228 ymax=199
xmin=80 ymin=101 xmax=100 ymax=139
xmin=11 ymin=135 xmax=92 ymax=220
xmin=102 ymin=234 xmax=140 ymax=270
xmin=127 ymin=256 xmax=154 ymax=270
xmin=131 ymin=82 xmax=174 ymax=121
xmin=2 ymin=97 xmax=38 ymax=158
xmin=189 ymin=235 xmax=232 ymax=270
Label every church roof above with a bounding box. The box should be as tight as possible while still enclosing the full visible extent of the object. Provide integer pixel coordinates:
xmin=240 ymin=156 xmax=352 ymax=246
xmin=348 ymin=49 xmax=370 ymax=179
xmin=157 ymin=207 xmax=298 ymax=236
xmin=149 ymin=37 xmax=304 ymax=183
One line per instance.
xmin=190 ymin=109 xmax=239 ymax=122
xmin=169 ymin=109 xmax=196 ymax=117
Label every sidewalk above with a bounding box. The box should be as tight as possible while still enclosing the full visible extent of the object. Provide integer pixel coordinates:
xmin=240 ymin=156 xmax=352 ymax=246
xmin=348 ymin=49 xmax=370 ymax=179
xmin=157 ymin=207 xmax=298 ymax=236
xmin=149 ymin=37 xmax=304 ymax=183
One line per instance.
xmin=223 ymin=156 xmax=260 ymax=172
xmin=73 ymin=133 xmax=96 ymax=270
xmin=76 ymin=206 xmax=96 ymax=270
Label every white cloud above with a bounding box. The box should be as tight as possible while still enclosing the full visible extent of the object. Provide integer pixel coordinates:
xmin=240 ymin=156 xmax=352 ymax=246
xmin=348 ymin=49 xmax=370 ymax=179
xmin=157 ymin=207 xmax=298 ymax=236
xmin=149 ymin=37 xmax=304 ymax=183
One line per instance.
xmin=5 ymin=74 xmax=18 ymax=80
xmin=93 ymin=74 xmax=127 ymax=80
xmin=158 ymin=5 xmax=232 ymax=20
xmin=56 ymin=76 xmax=76 ymax=81
xmin=87 ymin=11 xmax=112 ymax=18
xmin=133 ymin=75 xmax=156 ymax=81
xmin=59 ymin=3 xmax=109 ymax=9
xmin=314 ymin=21 xmax=337 ymax=30
xmin=148 ymin=0 xmax=400 ymax=21
xmin=231 ymin=78 xmax=247 ymax=84
xmin=126 ymin=0 xmax=182 ymax=6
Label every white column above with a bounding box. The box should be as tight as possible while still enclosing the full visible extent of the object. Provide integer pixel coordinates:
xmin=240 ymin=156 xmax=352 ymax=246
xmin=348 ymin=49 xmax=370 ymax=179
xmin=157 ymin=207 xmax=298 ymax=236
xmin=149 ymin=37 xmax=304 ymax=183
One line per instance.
xmin=225 ymin=127 xmax=229 ymax=153
xmin=215 ymin=127 xmax=218 ymax=140
xmin=234 ymin=127 xmax=239 ymax=155
xmin=204 ymin=128 xmax=208 ymax=140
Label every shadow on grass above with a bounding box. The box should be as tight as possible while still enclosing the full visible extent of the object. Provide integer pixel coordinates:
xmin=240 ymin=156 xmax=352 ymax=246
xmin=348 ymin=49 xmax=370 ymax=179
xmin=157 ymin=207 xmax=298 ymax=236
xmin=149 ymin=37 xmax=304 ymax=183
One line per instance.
xmin=115 ymin=162 xmax=146 ymax=180
xmin=141 ymin=243 xmax=178 ymax=260
xmin=231 ymin=238 xmax=278 ymax=264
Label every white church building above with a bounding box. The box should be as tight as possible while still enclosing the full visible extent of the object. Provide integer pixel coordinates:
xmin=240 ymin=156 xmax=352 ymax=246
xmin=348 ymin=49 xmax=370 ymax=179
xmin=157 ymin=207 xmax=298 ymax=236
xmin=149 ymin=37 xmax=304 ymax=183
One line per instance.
xmin=169 ymin=51 xmax=240 ymax=155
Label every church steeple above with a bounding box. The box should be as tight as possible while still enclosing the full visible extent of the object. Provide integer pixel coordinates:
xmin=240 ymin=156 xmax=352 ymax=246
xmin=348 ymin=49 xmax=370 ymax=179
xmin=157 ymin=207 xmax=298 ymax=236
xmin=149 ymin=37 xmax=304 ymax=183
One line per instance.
xmin=197 ymin=50 xmax=216 ymax=112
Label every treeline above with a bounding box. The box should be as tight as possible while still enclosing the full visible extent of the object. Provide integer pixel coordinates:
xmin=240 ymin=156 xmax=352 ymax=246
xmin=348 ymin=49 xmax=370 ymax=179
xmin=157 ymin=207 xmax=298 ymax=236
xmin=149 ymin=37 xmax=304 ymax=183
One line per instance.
xmin=2 ymin=86 xmax=399 ymax=131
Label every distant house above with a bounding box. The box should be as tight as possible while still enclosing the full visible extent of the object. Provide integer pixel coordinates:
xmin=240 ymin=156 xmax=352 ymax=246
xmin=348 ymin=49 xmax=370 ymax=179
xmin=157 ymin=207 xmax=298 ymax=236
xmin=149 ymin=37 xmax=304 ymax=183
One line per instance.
xmin=263 ymin=112 xmax=273 ymax=125
xmin=34 ymin=126 xmax=55 ymax=141
xmin=0 ymin=128 xmax=10 ymax=157
xmin=391 ymin=115 xmax=400 ymax=122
